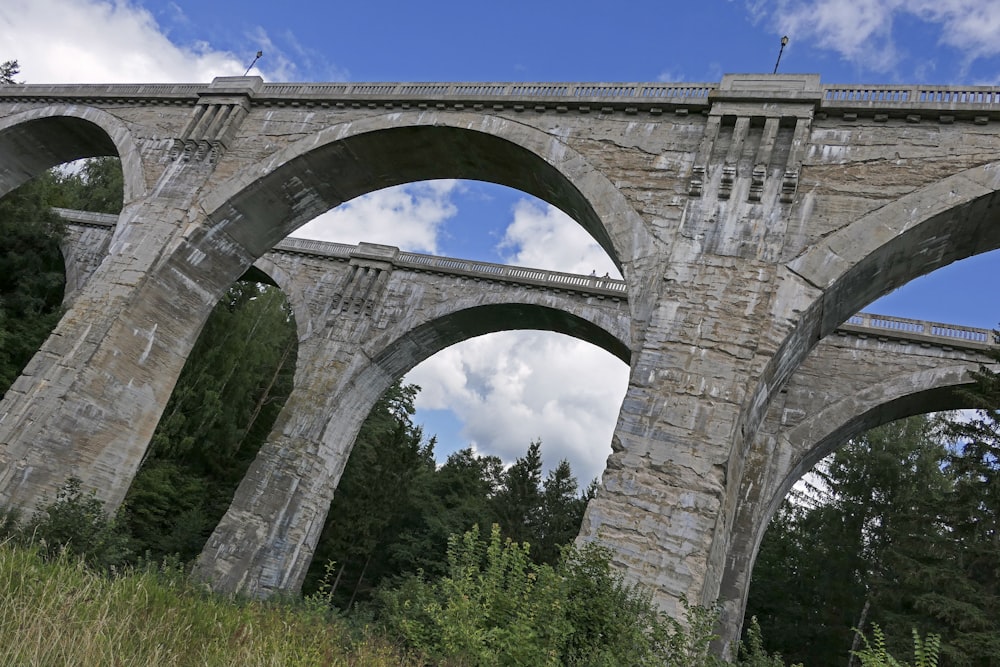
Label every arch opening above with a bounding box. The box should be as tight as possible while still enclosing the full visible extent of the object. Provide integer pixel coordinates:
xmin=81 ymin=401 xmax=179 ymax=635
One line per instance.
xmin=201 ymin=118 xmax=635 ymax=279
xmin=302 ymin=325 xmax=630 ymax=608
xmin=741 ymin=394 xmax=990 ymax=665
xmin=120 ymin=276 xmax=299 ymax=564
xmin=0 ymin=157 xmax=124 ymax=397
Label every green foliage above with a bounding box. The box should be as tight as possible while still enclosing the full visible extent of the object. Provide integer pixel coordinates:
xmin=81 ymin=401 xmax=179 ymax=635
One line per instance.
xmin=738 ymin=617 xmax=802 ymax=666
xmin=852 ymin=625 xmax=941 ymax=667
xmin=16 ymin=478 xmax=133 ymax=571
xmin=0 ymin=59 xmax=18 ymax=84
xmin=123 ymin=281 xmax=297 ymax=562
xmin=378 ymin=523 xmax=726 ymax=666
xmin=0 ymin=156 xmax=124 ymax=396
xmin=0 ymin=174 xmax=67 ymax=393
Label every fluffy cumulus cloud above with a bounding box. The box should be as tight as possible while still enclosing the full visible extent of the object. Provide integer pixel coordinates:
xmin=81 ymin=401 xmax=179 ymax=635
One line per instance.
xmin=0 ymin=0 xmax=340 ymax=83
xmin=0 ymin=0 xmax=240 ymax=82
xmin=750 ymin=0 xmax=1000 ymax=75
xmin=406 ymin=331 xmax=629 ymax=484
xmin=291 ymin=181 xmax=460 ymax=254
xmin=498 ymin=199 xmax=621 ymax=278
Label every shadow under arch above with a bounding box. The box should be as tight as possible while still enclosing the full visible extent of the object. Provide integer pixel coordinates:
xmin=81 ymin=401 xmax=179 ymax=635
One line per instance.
xmin=716 ymin=361 xmax=984 ymax=654
xmin=0 ymin=105 xmax=145 ymax=206
xmin=196 ymin=110 xmax=651 ymax=278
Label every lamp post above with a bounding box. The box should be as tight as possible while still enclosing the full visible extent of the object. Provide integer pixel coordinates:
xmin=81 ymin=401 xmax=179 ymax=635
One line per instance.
xmin=244 ymin=50 xmax=263 ymax=76
xmin=773 ymin=36 xmax=789 ymax=74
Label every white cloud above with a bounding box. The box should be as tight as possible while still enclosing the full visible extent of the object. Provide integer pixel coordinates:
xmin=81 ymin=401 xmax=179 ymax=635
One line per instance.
xmin=773 ymin=0 xmax=903 ymax=72
xmin=406 ymin=331 xmax=629 ymax=484
xmin=291 ymin=181 xmax=459 ymax=254
xmin=498 ymin=199 xmax=621 ymax=278
xmin=0 ymin=0 xmax=243 ymax=83
xmin=755 ymin=0 xmax=1000 ymax=74
xmin=0 ymin=0 xmax=343 ymax=84
xmin=909 ymin=1 xmax=1000 ymax=64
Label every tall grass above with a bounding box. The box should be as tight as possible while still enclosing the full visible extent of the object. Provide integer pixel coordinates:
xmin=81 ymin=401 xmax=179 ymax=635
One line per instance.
xmin=0 ymin=540 xmax=417 ymax=666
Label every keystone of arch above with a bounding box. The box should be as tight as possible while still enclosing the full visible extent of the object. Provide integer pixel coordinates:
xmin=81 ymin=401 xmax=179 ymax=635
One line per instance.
xmin=197 ymin=110 xmax=657 ymax=278
xmin=0 ymin=105 xmax=146 ymax=206
xmin=788 ymin=162 xmax=1000 ymax=336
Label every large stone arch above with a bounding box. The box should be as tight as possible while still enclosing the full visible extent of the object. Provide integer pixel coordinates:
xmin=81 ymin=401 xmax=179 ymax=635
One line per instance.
xmin=0 ymin=105 xmax=146 ymax=206
xmin=740 ymin=162 xmax=1000 ymax=491
xmin=195 ymin=295 xmax=630 ymax=596
xmin=791 ymin=162 xmax=1000 ymax=337
xmin=716 ymin=362 xmax=983 ymax=653
xmin=188 ymin=110 xmax=654 ymax=302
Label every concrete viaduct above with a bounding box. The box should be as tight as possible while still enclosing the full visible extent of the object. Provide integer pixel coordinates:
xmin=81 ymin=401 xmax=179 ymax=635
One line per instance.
xmin=2 ymin=73 xmax=999 ymax=650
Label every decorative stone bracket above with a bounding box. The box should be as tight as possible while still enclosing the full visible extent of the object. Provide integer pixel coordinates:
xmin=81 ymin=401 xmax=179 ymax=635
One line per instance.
xmin=170 ymin=76 xmax=262 ymax=162
xmin=688 ymin=74 xmax=819 ymax=205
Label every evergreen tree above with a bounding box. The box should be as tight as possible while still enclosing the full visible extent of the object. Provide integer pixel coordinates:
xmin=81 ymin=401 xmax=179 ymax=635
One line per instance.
xmin=123 ymin=281 xmax=297 ymax=561
xmin=747 ymin=416 xmax=953 ymax=666
xmin=304 ymin=382 xmax=436 ymax=607
xmin=0 ymin=59 xmax=18 ymax=84
xmin=492 ymin=439 xmax=545 ymax=547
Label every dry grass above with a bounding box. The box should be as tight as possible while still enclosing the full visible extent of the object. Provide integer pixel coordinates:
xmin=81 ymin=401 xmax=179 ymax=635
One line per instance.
xmin=0 ymin=541 xmax=419 ymax=666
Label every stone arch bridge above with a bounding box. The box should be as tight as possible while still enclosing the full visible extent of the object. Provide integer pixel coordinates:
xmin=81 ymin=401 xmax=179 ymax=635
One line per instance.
xmin=2 ymin=73 xmax=999 ymax=649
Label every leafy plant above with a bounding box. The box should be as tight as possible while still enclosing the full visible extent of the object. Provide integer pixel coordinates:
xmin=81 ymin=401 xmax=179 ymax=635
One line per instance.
xmin=378 ymin=523 xmax=727 ymax=666
xmin=21 ymin=477 xmax=133 ymax=571
xmin=851 ymin=625 xmax=940 ymax=667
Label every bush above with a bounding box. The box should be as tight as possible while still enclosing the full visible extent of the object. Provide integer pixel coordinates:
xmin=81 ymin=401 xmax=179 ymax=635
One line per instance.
xmin=377 ymin=523 xmax=727 ymax=666
xmin=18 ymin=477 xmax=133 ymax=570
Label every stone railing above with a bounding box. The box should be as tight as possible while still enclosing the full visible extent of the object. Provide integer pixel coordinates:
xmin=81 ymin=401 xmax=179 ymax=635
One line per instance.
xmin=9 ymin=78 xmax=1000 ymax=117
xmin=842 ymin=313 xmax=995 ymax=351
xmin=56 ymin=210 xmax=996 ymax=350
xmin=276 ymin=235 xmax=627 ymax=296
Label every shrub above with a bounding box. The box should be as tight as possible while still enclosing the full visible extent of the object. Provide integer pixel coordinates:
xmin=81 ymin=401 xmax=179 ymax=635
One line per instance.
xmin=19 ymin=477 xmax=133 ymax=570
xmin=378 ymin=523 xmax=727 ymax=666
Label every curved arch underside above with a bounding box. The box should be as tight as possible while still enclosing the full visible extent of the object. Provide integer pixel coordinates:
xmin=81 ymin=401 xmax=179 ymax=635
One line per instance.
xmin=773 ymin=379 xmax=975 ymax=522
xmin=204 ymin=122 xmax=621 ymax=269
xmin=792 ymin=166 xmax=1000 ymax=337
xmin=0 ymin=115 xmax=117 ymax=196
xmin=370 ymin=303 xmax=631 ymax=381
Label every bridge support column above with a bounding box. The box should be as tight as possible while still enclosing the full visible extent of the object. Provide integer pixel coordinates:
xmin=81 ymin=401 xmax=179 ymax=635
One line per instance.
xmin=577 ymin=257 xmax=819 ymax=647
xmin=0 ymin=167 xmax=242 ymax=513
xmin=193 ymin=328 xmax=388 ymax=596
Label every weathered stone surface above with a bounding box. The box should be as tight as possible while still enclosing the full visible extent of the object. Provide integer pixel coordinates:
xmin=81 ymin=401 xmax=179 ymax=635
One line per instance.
xmin=3 ymin=74 xmax=1000 ymax=650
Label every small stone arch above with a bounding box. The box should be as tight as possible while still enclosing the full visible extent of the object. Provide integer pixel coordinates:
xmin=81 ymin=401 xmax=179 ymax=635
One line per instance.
xmin=327 ymin=300 xmax=631 ymax=468
xmin=0 ymin=105 xmax=146 ymax=207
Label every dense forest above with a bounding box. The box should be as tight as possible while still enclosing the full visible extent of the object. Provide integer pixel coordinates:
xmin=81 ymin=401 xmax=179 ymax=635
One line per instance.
xmin=0 ymin=80 xmax=997 ymax=661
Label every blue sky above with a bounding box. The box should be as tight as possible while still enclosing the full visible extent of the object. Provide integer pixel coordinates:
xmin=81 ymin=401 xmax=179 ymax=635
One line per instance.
xmin=1 ymin=0 xmax=998 ymax=484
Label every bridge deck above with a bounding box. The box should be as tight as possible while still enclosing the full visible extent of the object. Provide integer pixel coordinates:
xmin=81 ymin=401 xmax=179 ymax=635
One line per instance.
xmin=6 ymin=79 xmax=1000 ymax=118
xmin=57 ymin=207 xmax=995 ymax=353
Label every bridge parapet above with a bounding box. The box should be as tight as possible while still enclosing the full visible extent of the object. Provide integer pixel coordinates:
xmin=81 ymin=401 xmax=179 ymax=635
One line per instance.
xmin=54 ymin=208 xmax=995 ymax=346
xmin=8 ymin=77 xmax=1000 ymax=120
xmin=841 ymin=312 xmax=996 ymax=351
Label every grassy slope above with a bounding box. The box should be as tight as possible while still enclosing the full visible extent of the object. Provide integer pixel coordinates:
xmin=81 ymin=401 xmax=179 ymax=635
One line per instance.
xmin=0 ymin=541 xmax=419 ymax=666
